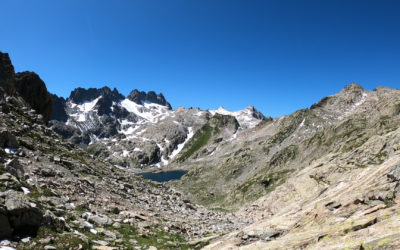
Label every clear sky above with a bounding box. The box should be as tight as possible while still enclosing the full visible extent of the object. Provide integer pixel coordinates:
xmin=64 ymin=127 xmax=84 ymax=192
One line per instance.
xmin=1 ymin=0 xmax=399 ymax=117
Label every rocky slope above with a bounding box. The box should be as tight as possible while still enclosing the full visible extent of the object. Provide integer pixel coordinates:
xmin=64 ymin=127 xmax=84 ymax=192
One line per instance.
xmin=0 ymin=51 xmax=251 ymax=249
xmin=170 ymin=83 xmax=400 ymax=249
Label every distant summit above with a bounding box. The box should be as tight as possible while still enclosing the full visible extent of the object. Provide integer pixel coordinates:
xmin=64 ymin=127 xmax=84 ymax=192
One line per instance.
xmin=69 ymin=87 xmax=124 ymax=105
xmin=210 ymin=105 xmax=266 ymax=129
xmin=128 ymin=89 xmax=172 ymax=110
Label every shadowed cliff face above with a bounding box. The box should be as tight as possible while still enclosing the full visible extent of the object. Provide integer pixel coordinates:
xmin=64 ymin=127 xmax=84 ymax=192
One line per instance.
xmin=50 ymin=94 xmax=68 ymax=122
xmin=15 ymin=71 xmax=53 ymax=124
xmin=0 ymin=51 xmax=53 ymax=124
xmin=0 ymin=52 xmax=16 ymax=95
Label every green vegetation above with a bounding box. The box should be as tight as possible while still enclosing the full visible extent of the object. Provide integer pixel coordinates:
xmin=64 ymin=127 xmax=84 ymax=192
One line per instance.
xmin=175 ymin=114 xmax=238 ymax=163
xmin=112 ymin=224 xmax=206 ymax=249
xmin=340 ymin=132 xmax=368 ymax=152
xmin=75 ymin=205 xmax=87 ymax=214
xmin=392 ymin=102 xmax=400 ymax=115
xmin=269 ymin=145 xmax=299 ymax=168
xmin=255 ymin=117 xmax=273 ymax=128
xmin=309 ymin=174 xmax=329 ymax=185
xmin=20 ymin=226 xmax=91 ymax=250
xmin=176 ymin=124 xmax=213 ymax=162
xmin=78 ymin=223 xmax=208 ymax=249
xmin=269 ymin=109 xmax=309 ymax=144
xmin=224 ymin=169 xmax=295 ymax=208
xmin=237 ymin=169 xmax=294 ymax=195
xmin=29 ymin=185 xmax=58 ymax=199
xmin=0 ymin=163 xmax=4 ymax=174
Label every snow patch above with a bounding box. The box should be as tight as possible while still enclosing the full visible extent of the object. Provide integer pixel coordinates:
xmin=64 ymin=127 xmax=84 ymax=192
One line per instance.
xmin=161 ymin=156 xmax=169 ymax=165
xmin=228 ymin=132 xmax=238 ymax=141
xmin=210 ymin=106 xmax=262 ymax=129
xmin=0 ymin=247 xmax=16 ymax=250
xmin=21 ymin=187 xmax=30 ymax=195
xmin=340 ymin=92 xmax=368 ymax=119
xmin=299 ymin=119 xmax=305 ymax=127
xmin=157 ymin=143 xmax=164 ymax=152
xmin=5 ymin=148 xmax=17 ymax=154
xmin=77 ymin=114 xmax=86 ymax=122
xmin=169 ymin=127 xmax=194 ymax=159
xmin=122 ymin=150 xmax=130 ymax=157
xmin=77 ymin=96 xmax=101 ymax=112
xmin=121 ymin=98 xmax=171 ymax=123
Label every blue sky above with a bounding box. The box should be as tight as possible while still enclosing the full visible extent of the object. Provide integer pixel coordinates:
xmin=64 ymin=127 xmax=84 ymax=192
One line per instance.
xmin=1 ymin=0 xmax=399 ymax=117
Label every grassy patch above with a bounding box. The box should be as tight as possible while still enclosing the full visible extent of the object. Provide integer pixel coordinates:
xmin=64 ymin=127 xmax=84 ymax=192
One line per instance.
xmin=20 ymin=226 xmax=91 ymax=250
xmin=29 ymin=185 xmax=58 ymax=199
xmin=75 ymin=205 xmax=87 ymax=214
xmin=0 ymin=163 xmax=4 ymax=174
xmin=269 ymin=109 xmax=308 ymax=144
xmin=269 ymin=145 xmax=299 ymax=168
xmin=226 ymin=169 xmax=295 ymax=208
xmin=110 ymin=224 xmax=208 ymax=249
xmin=176 ymin=124 xmax=213 ymax=162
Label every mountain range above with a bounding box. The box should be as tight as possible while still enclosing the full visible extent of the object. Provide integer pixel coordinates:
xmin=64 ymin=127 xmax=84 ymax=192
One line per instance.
xmin=49 ymin=86 xmax=266 ymax=169
xmin=1 ymin=50 xmax=400 ymax=249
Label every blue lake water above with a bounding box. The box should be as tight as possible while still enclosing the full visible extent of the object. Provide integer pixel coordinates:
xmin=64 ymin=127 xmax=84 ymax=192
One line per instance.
xmin=137 ymin=170 xmax=188 ymax=182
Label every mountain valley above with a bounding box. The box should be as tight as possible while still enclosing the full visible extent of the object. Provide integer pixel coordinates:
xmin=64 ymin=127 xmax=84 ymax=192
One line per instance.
xmin=1 ymin=50 xmax=400 ymax=249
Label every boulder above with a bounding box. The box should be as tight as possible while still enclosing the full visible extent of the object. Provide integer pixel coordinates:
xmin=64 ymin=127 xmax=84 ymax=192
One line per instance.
xmin=0 ymin=206 xmax=12 ymax=239
xmin=4 ymin=190 xmax=43 ymax=236
xmin=42 ymin=210 xmax=68 ymax=232
xmin=4 ymin=159 xmax=24 ymax=180
xmin=387 ymin=164 xmax=400 ymax=181
xmin=0 ymin=130 xmax=18 ymax=148
xmin=86 ymin=214 xmax=113 ymax=227
xmin=0 ymin=173 xmax=21 ymax=191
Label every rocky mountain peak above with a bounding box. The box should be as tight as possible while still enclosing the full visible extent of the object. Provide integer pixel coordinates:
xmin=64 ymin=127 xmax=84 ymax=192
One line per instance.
xmin=14 ymin=71 xmax=53 ymax=123
xmin=0 ymin=51 xmax=16 ymax=95
xmin=311 ymin=82 xmax=367 ymax=111
xmin=335 ymin=82 xmax=367 ymax=106
xmin=68 ymin=86 xmax=124 ymax=104
xmin=210 ymin=106 xmax=266 ymax=129
xmin=1 ymin=51 xmax=53 ymax=123
xmin=341 ymin=82 xmax=364 ymax=94
xmin=127 ymin=89 xmax=172 ymax=109
xmin=245 ymin=105 xmax=266 ymax=120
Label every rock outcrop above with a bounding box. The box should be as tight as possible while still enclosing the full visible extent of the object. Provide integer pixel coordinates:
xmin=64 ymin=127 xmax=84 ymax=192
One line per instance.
xmin=50 ymin=94 xmax=67 ymax=122
xmin=14 ymin=71 xmax=53 ymax=124
xmin=0 ymin=130 xmax=18 ymax=148
xmin=0 ymin=52 xmax=16 ymax=95
xmin=128 ymin=89 xmax=172 ymax=109
xmin=0 ymin=51 xmax=53 ymax=124
xmin=68 ymin=87 xmax=124 ymax=105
